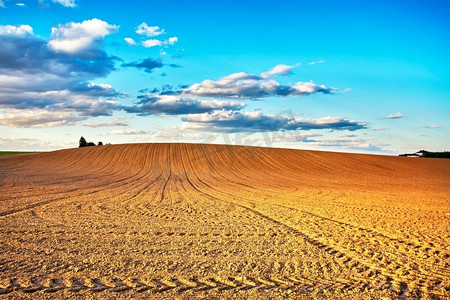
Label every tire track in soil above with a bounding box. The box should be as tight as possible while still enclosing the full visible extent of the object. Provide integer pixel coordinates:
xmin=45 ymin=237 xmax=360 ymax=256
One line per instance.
xmin=1 ymin=143 xmax=448 ymax=299
xmin=177 ymin=147 xmax=447 ymax=297
xmin=3 ymin=274 xmax=445 ymax=296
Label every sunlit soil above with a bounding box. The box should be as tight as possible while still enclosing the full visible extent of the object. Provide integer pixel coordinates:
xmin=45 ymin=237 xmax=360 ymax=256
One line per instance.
xmin=0 ymin=143 xmax=448 ymax=299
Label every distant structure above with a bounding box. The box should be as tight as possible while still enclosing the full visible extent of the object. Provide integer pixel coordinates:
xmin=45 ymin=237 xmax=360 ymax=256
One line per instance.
xmin=415 ymin=150 xmax=429 ymax=157
xmin=399 ymin=153 xmax=420 ymax=158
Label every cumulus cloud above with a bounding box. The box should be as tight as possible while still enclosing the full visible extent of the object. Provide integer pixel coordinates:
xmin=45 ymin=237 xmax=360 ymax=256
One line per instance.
xmin=142 ymin=39 xmax=162 ymax=48
xmin=136 ymin=22 xmax=165 ymax=37
xmin=0 ymin=21 xmax=122 ymax=127
xmin=48 ymin=18 xmax=119 ymax=56
xmin=182 ymin=66 xmax=336 ymax=99
xmin=385 ymin=112 xmax=403 ymax=119
xmin=130 ymin=22 xmax=177 ymax=48
xmin=0 ymin=24 xmax=33 ymax=35
xmin=141 ymin=37 xmax=177 ymax=48
xmin=167 ymin=37 xmax=178 ymax=45
xmin=124 ymin=94 xmax=245 ymax=116
xmin=181 ymin=111 xmax=366 ymax=133
xmin=124 ymin=37 xmax=136 ymax=46
xmin=260 ymin=64 xmax=296 ymax=78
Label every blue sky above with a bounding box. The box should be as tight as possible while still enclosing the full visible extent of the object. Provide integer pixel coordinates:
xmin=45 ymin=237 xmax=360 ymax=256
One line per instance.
xmin=0 ymin=0 xmax=449 ymax=154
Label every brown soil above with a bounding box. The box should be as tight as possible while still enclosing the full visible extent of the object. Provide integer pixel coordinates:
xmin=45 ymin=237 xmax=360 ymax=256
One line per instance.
xmin=0 ymin=143 xmax=449 ymax=299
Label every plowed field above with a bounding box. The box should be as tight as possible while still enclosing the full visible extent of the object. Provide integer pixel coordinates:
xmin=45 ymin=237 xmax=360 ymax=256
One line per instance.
xmin=0 ymin=143 xmax=449 ymax=299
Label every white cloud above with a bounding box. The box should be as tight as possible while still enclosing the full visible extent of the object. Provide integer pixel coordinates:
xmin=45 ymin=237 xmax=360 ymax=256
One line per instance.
xmin=125 ymin=94 xmax=245 ymax=116
xmin=181 ymin=110 xmax=366 ymax=133
xmin=84 ymin=121 xmax=129 ymax=127
xmin=49 ymin=18 xmax=119 ymax=55
xmin=385 ymin=112 xmax=403 ymax=119
xmin=167 ymin=36 xmax=178 ymax=45
xmin=425 ymin=125 xmax=440 ymax=129
xmin=151 ymin=127 xmax=218 ymax=142
xmin=102 ymin=129 xmax=150 ymax=136
xmin=0 ymin=137 xmax=73 ymax=151
xmin=142 ymin=39 xmax=162 ymax=48
xmin=308 ymin=59 xmax=325 ymax=65
xmin=292 ymin=81 xmax=336 ymax=95
xmin=0 ymin=20 xmax=123 ymax=128
xmin=124 ymin=37 xmax=136 ymax=46
xmin=136 ymin=22 xmax=165 ymax=37
xmin=0 ymin=24 xmax=33 ymax=36
xmin=183 ymin=68 xmax=336 ymax=99
xmin=51 ymin=0 xmax=76 ymax=7
xmin=0 ymin=109 xmax=85 ymax=128
xmin=301 ymin=137 xmax=391 ymax=153
xmin=260 ymin=64 xmax=296 ymax=78
xmin=16 ymin=3 xmax=26 ymax=7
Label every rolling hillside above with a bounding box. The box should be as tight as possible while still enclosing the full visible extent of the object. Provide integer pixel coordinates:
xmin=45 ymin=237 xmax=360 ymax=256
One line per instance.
xmin=0 ymin=143 xmax=449 ymax=299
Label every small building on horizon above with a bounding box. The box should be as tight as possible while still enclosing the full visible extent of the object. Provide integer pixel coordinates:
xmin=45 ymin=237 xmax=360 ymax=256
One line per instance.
xmin=415 ymin=150 xmax=429 ymax=157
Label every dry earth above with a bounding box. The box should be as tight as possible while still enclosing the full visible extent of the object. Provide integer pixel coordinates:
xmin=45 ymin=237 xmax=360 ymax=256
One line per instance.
xmin=0 ymin=143 xmax=449 ymax=299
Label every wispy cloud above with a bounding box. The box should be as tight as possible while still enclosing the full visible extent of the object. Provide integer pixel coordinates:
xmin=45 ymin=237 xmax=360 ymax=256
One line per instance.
xmin=385 ymin=112 xmax=403 ymax=119
xmin=301 ymin=137 xmax=390 ymax=152
xmin=308 ymin=59 xmax=325 ymax=65
xmin=374 ymin=127 xmax=390 ymax=131
xmin=0 ymin=137 xmax=72 ymax=150
xmin=425 ymin=125 xmax=440 ymax=129
xmin=83 ymin=121 xmax=129 ymax=128
xmin=102 ymin=129 xmax=150 ymax=136
xmin=51 ymin=0 xmax=77 ymax=7
xmin=38 ymin=0 xmax=77 ymax=7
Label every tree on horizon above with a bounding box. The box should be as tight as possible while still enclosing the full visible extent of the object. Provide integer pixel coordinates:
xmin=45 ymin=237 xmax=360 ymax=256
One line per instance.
xmin=79 ymin=136 xmax=87 ymax=148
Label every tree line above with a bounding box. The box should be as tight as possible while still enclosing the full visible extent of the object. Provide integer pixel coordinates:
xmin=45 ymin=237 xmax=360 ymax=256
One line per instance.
xmin=79 ymin=136 xmax=108 ymax=147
